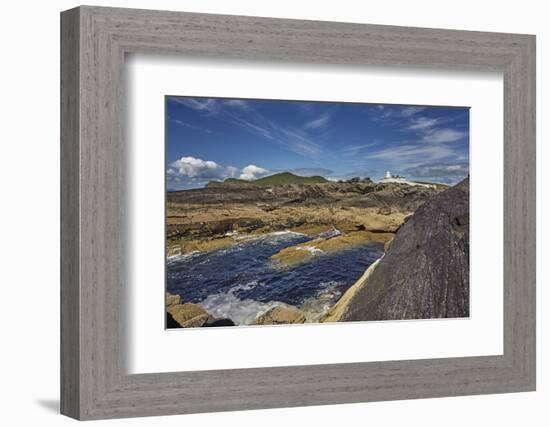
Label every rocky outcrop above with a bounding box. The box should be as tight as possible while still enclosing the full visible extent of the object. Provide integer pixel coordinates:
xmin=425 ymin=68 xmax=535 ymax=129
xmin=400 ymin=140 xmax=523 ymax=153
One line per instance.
xmin=168 ymin=181 xmax=440 ymax=210
xmin=203 ymin=318 xmax=235 ymax=327
xmin=166 ymin=296 xmax=237 ymax=328
xmin=166 ymin=292 xmax=181 ymax=307
xmin=253 ymin=306 xmax=306 ymax=325
xmin=322 ymin=258 xmax=382 ymax=323
xmin=270 ymin=231 xmax=394 ymax=267
xmin=166 ymin=180 xmax=442 ymax=256
xmin=167 ymin=303 xmax=210 ymax=328
xmin=337 ymin=177 xmax=470 ymax=321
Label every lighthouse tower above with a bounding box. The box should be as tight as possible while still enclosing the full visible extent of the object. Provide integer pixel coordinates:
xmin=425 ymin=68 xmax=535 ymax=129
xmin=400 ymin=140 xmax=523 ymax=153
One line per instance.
xmin=384 ymin=171 xmax=392 ymax=179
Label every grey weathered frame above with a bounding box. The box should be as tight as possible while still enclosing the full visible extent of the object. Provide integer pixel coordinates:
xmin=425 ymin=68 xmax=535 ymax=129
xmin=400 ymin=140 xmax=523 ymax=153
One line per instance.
xmin=60 ymin=5 xmax=536 ymax=420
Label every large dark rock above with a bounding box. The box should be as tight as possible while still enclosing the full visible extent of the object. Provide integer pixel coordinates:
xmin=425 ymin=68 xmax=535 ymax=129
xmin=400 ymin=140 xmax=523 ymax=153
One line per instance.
xmin=203 ymin=318 xmax=235 ymax=327
xmin=341 ymin=177 xmax=470 ymax=321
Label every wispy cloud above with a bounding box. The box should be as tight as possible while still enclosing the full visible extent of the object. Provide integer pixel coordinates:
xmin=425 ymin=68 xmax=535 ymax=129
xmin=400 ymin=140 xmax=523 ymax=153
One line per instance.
xmin=224 ymin=106 xmax=320 ymax=157
xmin=420 ymin=128 xmax=466 ymax=143
xmin=340 ymin=142 xmax=377 ymax=156
xmin=170 ymin=97 xmax=220 ymax=114
xmin=171 ymin=119 xmax=214 ymax=134
xmin=172 ymin=96 xmax=320 ymax=157
xmin=366 ymin=144 xmax=454 ymax=162
xmin=370 ymin=105 xmax=426 ymax=121
xmin=404 ymin=162 xmax=469 ymax=184
xmin=222 ymin=99 xmax=250 ymax=110
xmin=407 ymin=117 xmax=439 ymax=130
xmin=304 ymin=112 xmax=333 ymax=129
xmin=405 ymin=113 xmax=468 ymax=144
xmin=399 ymin=106 xmax=427 ymax=117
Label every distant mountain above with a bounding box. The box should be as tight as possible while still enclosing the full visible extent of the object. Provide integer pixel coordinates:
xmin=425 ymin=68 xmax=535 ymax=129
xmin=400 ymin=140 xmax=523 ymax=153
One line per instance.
xmin=252 ymin=172 xmax=328 ymax=185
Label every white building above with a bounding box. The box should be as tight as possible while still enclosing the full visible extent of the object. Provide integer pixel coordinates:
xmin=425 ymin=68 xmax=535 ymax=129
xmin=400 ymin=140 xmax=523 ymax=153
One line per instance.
xmin=378 ymin=171 xmax=436 ymax=188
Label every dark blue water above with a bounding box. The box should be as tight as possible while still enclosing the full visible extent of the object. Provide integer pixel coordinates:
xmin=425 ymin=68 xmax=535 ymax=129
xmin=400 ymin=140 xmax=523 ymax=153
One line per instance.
xmin=166 ymin=231 xmax=383 ymax=324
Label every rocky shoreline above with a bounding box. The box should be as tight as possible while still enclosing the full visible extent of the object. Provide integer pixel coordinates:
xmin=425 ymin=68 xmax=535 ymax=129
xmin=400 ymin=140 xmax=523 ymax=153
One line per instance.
xmin=166 ymin=177 xmax=469 ymax=328
xmin=166 ymin=180 xmax=438 ymax=257
xmin=166 ymin=291 xmax=309 ymax=328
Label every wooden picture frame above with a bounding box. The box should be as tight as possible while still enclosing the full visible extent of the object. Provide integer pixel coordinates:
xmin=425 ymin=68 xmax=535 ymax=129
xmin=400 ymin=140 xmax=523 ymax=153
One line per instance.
xmin=60 ymin=5 xmax=536 ymax=420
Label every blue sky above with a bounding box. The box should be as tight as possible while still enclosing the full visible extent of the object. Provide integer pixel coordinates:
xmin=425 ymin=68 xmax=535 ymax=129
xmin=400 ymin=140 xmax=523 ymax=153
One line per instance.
xmin=166 ymin=96 xmax=469 ymax=190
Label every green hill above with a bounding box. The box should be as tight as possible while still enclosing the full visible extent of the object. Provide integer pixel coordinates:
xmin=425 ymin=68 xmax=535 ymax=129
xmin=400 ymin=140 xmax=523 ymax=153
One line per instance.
xmin=207 ymin=172 xmax=329 ymax=187
xmin=224 ymin=178 xmax=253 ymax=185
xmin=253 ymin=172 xmax=328 ymax=185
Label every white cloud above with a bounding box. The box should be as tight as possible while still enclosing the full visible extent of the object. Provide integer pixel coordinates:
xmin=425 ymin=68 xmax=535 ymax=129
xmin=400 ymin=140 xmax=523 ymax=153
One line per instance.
xmin=369 ymin=105 xmax=426 ymax=122
xmin=169 ymin=156 xmax=238 ymax=180
xmin=420 ymin=128 xmax=466 ymax=143
xmin=304 ymin=112 xmax=332 ymax=129
xmin=367 ymin=144 xmax=453 ymax=161
xmin=341 ymin=142 xmax=377 ymax=156
xmin=171 ymin=98 xmax=220 ymax=114
xmin=171 ymin=97 xmax=320 ymax=158
xmin=404 ymin=162 xmax=469 ymax=184
xmin=225 ymin=109 xmax=320 ymax=157
xmin=399 ymin=106 xmax=426 ymax=117
xmin=169 ymin=157 xmax=271 ymax=183
xmin=223 ymin=99 xmax=250 ymax=109
xmin=171 ymin=119 xmax=214 ymax=134
xmin=239 ymin=164 xmax=270 ymax=180
xmin=407 ymin=117 xmax=439 ymax=130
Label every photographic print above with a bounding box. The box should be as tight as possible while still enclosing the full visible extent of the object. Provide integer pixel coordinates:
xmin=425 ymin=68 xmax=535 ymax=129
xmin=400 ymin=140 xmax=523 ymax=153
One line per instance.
xmin=165 ymin=96 xmax=470 ymax=329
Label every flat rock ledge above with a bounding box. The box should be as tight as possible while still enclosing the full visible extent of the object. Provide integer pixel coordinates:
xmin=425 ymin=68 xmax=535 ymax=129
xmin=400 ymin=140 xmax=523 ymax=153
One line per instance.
xmin=253 ymin=306 xmax=306 ymax=325
xmin=270 ymin=230 xmax=394 ymax=268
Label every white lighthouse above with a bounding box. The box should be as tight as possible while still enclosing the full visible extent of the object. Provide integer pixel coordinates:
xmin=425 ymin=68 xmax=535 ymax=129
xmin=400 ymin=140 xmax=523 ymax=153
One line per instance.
xmin=378 ymin=170 xmax=435 ymax=188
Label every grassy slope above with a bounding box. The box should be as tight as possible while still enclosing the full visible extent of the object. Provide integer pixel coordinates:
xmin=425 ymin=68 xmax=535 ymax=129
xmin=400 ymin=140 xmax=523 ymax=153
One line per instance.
xmin=250 ymin=172 xmax=328 ymax=185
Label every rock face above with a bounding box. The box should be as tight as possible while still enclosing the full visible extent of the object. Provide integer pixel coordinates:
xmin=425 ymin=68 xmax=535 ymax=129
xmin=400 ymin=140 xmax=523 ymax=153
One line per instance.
xmin=167 ymin=303 xmax=210 ymax=328
xmin=322 ymin=258 xmax=382 ymax=323
xmin=253 ymin=306 xmax=306 ymax=325
xmin=203 ymin=318 xmax=235 ymax=327
xmin=339 ymin=177 xmax=470 ymax=321
xmin=166 ymin=292 xmax=181 ymax=307
xmin=166 ymin=296 xmax=237 ymax=328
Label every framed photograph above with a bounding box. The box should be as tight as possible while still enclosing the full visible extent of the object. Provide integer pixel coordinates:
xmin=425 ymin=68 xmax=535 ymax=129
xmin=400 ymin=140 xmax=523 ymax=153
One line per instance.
xmin=61 ymin=6 xmax=536 ymax=420
xmin=164 ymin=97 xmax=470 ymax=329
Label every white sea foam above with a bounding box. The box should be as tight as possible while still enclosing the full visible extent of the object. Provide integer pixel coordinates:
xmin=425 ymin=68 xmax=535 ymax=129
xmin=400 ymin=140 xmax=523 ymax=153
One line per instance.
xmin=230 ymin=280 xmax=261 ymax=293
xmin=269 ymin=230 xmax=306 ymax=237
xmin=300 ymin=281 xmax=343 ymax=322
xmin=295 ymin=246 xmax=324 ymax=255
xmin=166 ymin=251 xmax=201 ymax=265
xmin=200 ymin=279 xmax=344 ymax=326
xmin=200 ymin=287 xmax=292 ymax=326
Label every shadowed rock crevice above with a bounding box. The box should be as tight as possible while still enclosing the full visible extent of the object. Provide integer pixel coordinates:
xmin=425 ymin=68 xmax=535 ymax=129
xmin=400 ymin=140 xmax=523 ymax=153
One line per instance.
xmin=340 ymin=177 xmax=470 ymax=321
